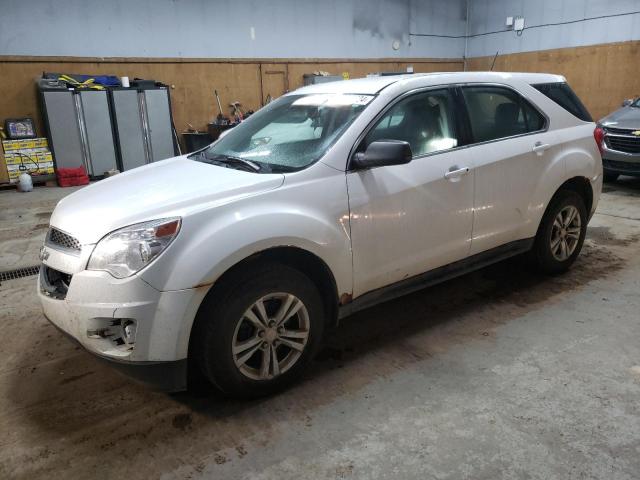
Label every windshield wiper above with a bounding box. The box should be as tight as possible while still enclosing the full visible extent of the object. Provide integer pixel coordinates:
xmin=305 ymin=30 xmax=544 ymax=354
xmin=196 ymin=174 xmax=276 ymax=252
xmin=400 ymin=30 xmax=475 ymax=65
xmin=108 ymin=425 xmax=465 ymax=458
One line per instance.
xmin=217 ymin=155 xmax=262 ymax=172
xmin=195 ymin=151 xmax=262 ymax=172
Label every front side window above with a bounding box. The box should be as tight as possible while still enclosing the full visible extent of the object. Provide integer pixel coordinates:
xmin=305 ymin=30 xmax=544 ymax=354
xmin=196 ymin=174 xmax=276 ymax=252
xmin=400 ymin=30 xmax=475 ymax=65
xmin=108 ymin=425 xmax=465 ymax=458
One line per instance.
xmin=462 ymin=86 xmax=546 ymax=143
xmin=198 ymin=93 xmax=373 ymax=172
xmin=362 ymin=89 xmax=458 ymax=157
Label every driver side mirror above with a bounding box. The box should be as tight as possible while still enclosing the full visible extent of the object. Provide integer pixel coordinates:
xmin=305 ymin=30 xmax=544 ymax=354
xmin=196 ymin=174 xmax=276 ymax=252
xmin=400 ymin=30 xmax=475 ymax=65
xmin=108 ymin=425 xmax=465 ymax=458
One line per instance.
xmin=622 ymin=98 xmax=634 ymax=107
xmin=352 ymin=140 xmax=412 ymax=170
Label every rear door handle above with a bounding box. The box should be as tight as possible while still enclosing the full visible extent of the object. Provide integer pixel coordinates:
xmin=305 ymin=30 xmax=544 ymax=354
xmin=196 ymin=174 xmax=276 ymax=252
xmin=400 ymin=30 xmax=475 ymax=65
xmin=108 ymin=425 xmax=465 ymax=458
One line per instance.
xmin=444 ymin=166 xmax=470 ymax=180
xmin=532 ymin=142 xmax=551 ymax=155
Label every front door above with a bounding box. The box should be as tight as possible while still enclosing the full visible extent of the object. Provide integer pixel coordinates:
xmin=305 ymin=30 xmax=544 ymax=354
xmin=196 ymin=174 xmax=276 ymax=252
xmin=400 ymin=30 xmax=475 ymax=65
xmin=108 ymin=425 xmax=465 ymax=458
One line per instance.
xmin=347 ymin=88 xmax=475 ymax=297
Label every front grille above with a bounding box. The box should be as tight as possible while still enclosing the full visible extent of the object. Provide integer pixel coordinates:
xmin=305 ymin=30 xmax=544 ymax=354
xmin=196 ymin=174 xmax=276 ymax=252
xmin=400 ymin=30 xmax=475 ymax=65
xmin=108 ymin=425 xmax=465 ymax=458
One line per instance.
xmin=604 ymin=126 xmax=637 ymax=135
xmin=47 ymin=228 xmax=81 ymax=252
xmin=606 ymin=136 xmax=640 ymax=153
xmin=604 ymin=128 xmax=640 ymax=154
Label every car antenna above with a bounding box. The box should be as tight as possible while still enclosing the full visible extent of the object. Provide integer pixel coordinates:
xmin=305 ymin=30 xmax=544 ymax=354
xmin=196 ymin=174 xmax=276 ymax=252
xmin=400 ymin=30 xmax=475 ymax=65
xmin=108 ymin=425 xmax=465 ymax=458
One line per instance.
xmin=490 ymin=51 xmax=499 ymax=71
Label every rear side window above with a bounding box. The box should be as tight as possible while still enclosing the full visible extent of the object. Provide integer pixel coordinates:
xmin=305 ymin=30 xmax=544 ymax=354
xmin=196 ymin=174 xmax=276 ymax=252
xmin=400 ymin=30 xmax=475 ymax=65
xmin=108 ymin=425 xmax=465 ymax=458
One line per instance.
xmin=533 ymin=82 xmax=592 ymax=122
xmin=461 ymin=86 xmax=546 ymax=143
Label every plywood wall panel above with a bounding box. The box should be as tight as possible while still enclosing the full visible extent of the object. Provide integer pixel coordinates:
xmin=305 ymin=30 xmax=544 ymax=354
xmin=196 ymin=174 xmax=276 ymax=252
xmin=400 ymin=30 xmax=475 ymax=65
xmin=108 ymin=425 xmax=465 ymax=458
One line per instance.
xmin=0 ymin=57 xmax=463 ymax=181
xmin=285 ymin=60 xmax=464 ymax=91
xmin=3 ymin=41 xmax=638 ymax=184
xmin=0 ymin=57 xmax=463 ymax=138
xmin=0 ymin=61 xmax=264 ymax=138
xmin=466 ymin=41 xmax=640 ymax=121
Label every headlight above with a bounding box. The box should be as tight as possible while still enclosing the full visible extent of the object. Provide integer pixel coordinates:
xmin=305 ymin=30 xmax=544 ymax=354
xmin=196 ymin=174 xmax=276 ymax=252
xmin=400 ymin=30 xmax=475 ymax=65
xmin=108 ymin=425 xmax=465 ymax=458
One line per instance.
xmin=87 ymin=218 xmax=181 ymax=278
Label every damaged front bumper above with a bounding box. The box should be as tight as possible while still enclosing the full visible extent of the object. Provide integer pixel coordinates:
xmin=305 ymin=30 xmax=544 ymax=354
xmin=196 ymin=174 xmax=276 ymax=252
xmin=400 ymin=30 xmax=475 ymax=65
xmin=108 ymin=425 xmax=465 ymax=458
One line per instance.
xmin=38 ymin=249 xmax=205 ymax=392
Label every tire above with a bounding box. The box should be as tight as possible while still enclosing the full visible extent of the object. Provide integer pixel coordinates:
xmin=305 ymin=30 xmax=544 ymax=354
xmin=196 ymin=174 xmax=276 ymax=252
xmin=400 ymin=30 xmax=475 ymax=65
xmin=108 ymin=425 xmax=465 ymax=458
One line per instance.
xmin=529 ymin=190 xmax=587 ymax=274
xmin=603 ymin=172 xmax=619 ymax=183
xmin=192 ymin=263 xmax=325 ymax=398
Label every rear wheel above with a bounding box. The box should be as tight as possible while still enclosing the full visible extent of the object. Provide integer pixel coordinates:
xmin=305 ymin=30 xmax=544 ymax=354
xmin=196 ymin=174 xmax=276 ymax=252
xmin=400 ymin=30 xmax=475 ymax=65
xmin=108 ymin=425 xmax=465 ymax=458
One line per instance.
xmin=192 ymin=263 xmax=325 ymax=398
xmin=603 ymin=172 xmax=619 ymax=183
xmin=530 ymin=190 xmax=587 ymax=274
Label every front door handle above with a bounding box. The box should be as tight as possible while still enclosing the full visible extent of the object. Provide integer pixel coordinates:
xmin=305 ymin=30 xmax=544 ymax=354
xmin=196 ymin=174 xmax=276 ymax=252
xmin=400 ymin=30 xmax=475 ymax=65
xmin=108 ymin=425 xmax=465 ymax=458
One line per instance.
xmin=444 ymin=166 xmax=470 ymax=180
xmin=532 ymin=142 xmax=551 ymax=155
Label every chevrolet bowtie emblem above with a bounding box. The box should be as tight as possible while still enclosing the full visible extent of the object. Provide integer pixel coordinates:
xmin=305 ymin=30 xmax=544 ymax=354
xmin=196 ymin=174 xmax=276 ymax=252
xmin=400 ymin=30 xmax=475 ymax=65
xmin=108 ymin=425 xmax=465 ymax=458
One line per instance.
xmin=39 ymin=246 xmax=50 ymax=262
xmin=632 ymin=130 xmax=640 ymax=136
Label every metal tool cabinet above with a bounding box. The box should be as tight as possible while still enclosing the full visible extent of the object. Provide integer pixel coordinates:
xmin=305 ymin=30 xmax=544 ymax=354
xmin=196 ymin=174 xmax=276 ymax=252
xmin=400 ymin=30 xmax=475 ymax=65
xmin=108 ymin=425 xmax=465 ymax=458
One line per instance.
xmin=110 ymin=86 xmax=177 ymax=171
xmin=40 ymin=89 xmax=118 ymax=176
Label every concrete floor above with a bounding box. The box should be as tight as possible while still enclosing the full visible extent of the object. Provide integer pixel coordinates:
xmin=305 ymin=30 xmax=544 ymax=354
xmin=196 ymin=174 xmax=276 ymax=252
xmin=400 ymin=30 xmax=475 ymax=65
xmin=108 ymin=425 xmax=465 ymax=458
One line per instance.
xmin=1 ymin=178 xmax=640 ymax=480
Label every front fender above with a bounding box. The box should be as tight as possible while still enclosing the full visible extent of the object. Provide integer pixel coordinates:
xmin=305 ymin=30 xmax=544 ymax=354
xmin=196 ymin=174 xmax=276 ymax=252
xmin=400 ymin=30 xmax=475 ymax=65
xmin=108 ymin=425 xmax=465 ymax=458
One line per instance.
xmin=140 ymin=206 xmax=351 ymax=363
xmin=139 ymin=168 xmax=352 ymax=296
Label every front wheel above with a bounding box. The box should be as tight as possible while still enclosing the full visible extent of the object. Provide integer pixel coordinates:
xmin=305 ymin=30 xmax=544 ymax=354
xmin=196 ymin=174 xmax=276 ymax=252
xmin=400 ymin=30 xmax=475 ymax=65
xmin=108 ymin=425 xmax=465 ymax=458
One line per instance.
xmin=192 ymin=263 xmax=325 ymax=398
xmin=529 ymin=190 xmax=587 ymax=274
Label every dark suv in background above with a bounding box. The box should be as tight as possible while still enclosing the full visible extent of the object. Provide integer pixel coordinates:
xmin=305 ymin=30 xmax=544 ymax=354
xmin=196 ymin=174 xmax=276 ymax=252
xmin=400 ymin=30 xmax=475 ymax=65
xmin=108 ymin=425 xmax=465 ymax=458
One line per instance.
xmin=598 ymin=97 xmax=640 ymax=181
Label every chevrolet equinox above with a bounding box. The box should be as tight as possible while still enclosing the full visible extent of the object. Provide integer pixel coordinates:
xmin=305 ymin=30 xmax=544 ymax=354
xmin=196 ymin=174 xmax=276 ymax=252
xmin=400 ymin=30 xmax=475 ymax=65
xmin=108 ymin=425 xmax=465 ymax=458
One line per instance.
xmin=39 ymin=72 xmax=602 ymax=397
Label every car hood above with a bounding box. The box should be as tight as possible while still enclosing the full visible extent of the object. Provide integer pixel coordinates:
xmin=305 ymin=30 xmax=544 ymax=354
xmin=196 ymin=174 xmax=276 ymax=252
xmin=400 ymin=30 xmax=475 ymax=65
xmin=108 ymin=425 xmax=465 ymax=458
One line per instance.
xmin=600 ymin=107 xmax=640 ymax=130
xmin=50 ymin=156 xmax=285 ymax=244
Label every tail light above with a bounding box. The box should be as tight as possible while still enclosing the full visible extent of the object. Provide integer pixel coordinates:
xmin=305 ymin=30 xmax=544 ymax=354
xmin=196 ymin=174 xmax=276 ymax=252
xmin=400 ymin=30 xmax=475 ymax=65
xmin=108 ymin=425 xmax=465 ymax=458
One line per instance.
xmin=594 ymin=126 xmax=605 ymax=156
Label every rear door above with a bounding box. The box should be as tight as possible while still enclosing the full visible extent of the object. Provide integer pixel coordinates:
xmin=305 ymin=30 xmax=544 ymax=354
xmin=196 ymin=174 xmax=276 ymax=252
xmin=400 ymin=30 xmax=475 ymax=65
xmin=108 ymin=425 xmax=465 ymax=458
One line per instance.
xmin=459 ymin=85 xmax=562 ymax=255
xmin=347 ymin=87 xmax=474 ymax=297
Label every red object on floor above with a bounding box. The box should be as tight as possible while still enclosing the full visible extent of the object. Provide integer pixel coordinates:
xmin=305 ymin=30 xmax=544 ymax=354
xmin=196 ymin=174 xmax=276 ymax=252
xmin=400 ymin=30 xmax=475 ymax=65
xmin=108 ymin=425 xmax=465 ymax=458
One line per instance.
xmin=56 ymin=166 xmax=90 ymax=187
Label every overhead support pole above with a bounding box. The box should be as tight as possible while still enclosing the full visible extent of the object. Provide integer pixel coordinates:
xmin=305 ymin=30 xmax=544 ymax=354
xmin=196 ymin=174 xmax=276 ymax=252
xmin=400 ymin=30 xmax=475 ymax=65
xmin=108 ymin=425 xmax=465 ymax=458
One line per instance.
xmin=463 ymin=0 xmax=470 ymax=71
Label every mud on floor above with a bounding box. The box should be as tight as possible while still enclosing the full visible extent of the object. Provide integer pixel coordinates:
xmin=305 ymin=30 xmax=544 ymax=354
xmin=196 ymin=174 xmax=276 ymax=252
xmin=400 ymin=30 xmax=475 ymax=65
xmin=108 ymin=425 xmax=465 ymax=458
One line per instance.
xmin=1 ymin=234 xmax=636 ymax=480
xmin=1 ymin=179 xmax=639 ymax=479
xmin=587 ymin=225 xmax=640 ymax=247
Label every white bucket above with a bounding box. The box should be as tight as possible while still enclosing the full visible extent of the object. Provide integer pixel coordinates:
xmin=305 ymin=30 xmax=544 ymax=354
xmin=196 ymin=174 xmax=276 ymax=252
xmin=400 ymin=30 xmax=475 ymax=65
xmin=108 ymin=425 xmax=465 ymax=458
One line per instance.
xmin=18 ymin=172 xmax=33 ymax=192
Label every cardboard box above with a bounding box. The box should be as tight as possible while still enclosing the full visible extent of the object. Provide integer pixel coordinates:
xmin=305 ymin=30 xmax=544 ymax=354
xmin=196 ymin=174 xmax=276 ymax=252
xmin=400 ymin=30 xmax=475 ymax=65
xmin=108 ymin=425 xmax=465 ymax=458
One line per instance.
xmin=2 ymin=138 xmax=54 ymax=183
xmin=4 ymin=151 xmax=53 ymax=166
xmin=7 ymin=161 xmax=54 ymax=171
xmin=1 ymin=138 xmax=48 ymax=152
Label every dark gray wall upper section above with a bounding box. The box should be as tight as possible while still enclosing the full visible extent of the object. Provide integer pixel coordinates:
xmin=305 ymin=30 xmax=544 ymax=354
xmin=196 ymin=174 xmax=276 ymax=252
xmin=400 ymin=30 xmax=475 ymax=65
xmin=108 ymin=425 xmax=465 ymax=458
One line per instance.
xmin=0 ymin=0 xmax=466 ymax=58
xmin=468 ymin=0 xmax=640 ymax=57
xmin=409 ymin=0 xmax=468 ymax=59
xmin=3 ymin=0 xmax=640 ymax=60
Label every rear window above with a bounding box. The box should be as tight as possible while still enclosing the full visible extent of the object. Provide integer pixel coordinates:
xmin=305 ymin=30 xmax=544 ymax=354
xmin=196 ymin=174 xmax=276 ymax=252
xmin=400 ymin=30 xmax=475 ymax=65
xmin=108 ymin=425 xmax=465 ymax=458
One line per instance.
xmin=533 ymin=82 xmax=592 ymax=122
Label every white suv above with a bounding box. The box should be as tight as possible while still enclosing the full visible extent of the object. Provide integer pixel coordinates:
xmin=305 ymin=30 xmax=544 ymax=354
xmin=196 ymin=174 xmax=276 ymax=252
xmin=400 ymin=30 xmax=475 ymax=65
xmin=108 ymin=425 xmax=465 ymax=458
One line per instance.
xmin=39 ymin=72 xmax=602 ymax=397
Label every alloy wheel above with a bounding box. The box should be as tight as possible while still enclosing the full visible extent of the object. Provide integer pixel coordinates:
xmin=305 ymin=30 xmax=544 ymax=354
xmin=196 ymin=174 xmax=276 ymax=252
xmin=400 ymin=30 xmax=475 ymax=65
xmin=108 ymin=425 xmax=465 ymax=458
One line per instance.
xmin=232 ymin=292 xmax=310 ymax=381
xmin=550 ymin=205 xmax=581 ymax=261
